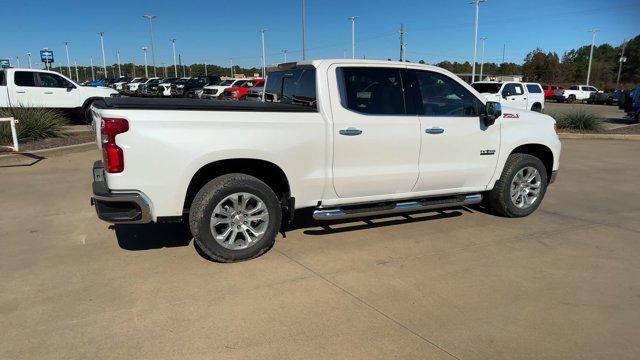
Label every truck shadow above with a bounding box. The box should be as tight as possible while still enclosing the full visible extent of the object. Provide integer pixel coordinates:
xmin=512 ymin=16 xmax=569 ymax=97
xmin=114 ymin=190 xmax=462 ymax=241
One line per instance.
xmin=283 ymin=207 xmax=470 ymax=236
xmin=113 ymin=207 xmax=474 ymax=252
xmin=113 ymin=222 xmax=192 ymax=250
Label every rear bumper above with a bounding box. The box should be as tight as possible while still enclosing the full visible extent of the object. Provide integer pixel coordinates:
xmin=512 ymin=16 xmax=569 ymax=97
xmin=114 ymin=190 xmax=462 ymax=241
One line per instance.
xmin=91 ymin=161 xmax=152 ymax=224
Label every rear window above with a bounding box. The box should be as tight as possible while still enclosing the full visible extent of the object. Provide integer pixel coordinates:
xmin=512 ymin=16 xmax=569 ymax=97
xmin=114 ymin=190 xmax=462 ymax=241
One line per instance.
xmin=264 ymin=67 xmax=317 ymax=108
xmin=526 ymin=84 xmax=542 ymax=93
xmin=0 ymin=71 xmax=5 ymax=86
xmin=471 ymin=83 xmax=502 ymax=94
xmin=14 ymin=71 xmax=36 ymax=87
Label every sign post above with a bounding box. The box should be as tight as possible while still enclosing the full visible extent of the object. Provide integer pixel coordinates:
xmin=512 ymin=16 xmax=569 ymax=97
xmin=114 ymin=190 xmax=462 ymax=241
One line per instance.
xmin=40 ymin=49 xmax=54 ymax=70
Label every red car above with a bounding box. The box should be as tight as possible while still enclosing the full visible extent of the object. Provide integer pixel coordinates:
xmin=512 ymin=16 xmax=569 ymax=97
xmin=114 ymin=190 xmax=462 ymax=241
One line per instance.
xmin=222 ymin=78 xmax=265 ymax=100
xmin=541 ymin=84 xmax=563 ymax=100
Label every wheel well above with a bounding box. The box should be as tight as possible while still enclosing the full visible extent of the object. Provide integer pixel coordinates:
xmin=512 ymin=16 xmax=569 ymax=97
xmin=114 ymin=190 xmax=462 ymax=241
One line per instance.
xmin=82 ymin=97 xmax=102 ymax=111
xmin=531 ymin=102 xmax=542 ymax=110
xmin=183 ymin=159 xmax=291 ymax=212
xmin=511 ymin=144 xmax=554 ymax=183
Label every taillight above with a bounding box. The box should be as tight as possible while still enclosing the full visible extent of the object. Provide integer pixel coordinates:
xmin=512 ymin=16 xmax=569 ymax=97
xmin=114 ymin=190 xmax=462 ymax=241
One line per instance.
xmin=101 ymin=118 xmax=129 ymax=173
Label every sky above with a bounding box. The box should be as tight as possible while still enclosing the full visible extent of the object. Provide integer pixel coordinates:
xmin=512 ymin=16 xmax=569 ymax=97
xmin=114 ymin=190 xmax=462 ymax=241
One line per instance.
xmin=1 ymin=0 xmax=639 ymax=69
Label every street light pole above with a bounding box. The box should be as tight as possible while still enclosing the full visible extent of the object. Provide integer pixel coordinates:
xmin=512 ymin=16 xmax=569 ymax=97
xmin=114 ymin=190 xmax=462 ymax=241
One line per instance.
xmin=74 ymin=60 xmax=79 ymax=82
xmin=282 ymin=49 xmax=288 ymax=63
xmin=64 ymin=41 xmax=72 ymax=79
xmin=301 ymin=0 xmax=307 ymax=60
xmin=615 ymin=40 xmax=627 ymax=90
xmin=98 ymin=32 xmax=107 ymax=78
xmin=132 ymin=57 xmax=136 ymax=77
xmin=260 ymin=28 xmax=267 ymax=78
xmin=479 ymin=37 xmax=487 ymax=80
xmin=90 ymin=57 xmax=95 ymax=80
xmin=143 ymin=15 xmax=157 ymax=77
xmin=27 ymin=52 xmax=32 ymax=69
xmin=170 ymin=39 xmax=178 ymax=77
xmin=348 ymin=16 xmax=357 ymax=59
xmin=161 ymin=62 xmax=167 ymax=77
xmin=586 ymin=28 xmax=599 ymax=86
xmin=142 ymin=47 xmax=149 ymax=78
xmin=116 ymin=50 xmax=122 ymax=77
xmin=230 ymin=58 xmax=234 ymax=77
xmin=470 ymin=0 xmax=486 ymax=83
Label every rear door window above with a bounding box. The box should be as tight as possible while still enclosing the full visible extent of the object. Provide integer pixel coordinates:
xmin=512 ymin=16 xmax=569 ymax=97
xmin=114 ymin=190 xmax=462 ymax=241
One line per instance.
xmin=339 ymin=67 xmax=406 ymax=115
xmin=0 ymin=71 xmax=5 ymax=86
xmin=526 ymin=84 xmax=542 ymax=93
xmin=14 ymin=71 xmax=37 ymax=87
xmin=265 ymin=67 xmax=317 ymax=108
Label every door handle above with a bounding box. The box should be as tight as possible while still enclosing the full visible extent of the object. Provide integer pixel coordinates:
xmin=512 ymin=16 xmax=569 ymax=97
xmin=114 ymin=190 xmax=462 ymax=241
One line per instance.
xmin=44 ymin=91 xmax=54 ymax=94
xmin=16 ymin=90 xmax=26 ymax=94
xmin=339 ymin=127 xmax=363 ymax=136
xmin=425 ymin=127 xmax=444 ymax=134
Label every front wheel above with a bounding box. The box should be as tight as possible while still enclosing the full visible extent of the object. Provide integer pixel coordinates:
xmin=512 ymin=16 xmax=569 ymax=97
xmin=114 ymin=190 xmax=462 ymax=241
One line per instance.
xmin=189 ymin=174 xmax=282 ymax=262
xmin=486 ymin=154 xmax=548 ymax=217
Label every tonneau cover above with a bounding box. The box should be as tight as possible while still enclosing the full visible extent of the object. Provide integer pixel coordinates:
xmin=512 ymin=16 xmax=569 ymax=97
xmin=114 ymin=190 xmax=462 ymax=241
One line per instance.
xmin=94 ymin=97 xmax=317 ymax=112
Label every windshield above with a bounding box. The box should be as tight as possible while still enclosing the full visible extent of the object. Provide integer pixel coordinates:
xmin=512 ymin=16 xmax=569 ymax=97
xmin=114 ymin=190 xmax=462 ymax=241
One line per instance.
xmin=471 ymin=83 xmax=502 ymax=94
xmin=219 ymin=80 xmax=236 ymax=86
xmin=232 ymin=80 xmax=249 ymax=87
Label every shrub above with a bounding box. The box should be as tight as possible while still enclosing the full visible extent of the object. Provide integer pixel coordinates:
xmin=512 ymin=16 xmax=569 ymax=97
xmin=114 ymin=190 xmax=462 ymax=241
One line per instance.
xmin=555 ymin=110 xmax=603 ymax=132
xmin=0 ymin=107 xmax=68 ymax=145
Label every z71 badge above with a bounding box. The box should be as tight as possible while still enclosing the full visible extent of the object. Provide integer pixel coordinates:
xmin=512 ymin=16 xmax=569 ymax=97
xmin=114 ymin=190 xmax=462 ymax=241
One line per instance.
xmin=480 ymin=150 xmax=496 ymax=156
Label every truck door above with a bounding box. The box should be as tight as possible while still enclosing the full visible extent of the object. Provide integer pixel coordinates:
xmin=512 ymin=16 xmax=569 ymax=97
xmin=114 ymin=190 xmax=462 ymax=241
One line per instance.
xmin=0 ymin=71 xmax=9 ymax=107
xmin=501 ymin=83 xmax=528 ymax=109
xmin=329 ymin=65 xmax=421 ymax=198
xmin=10 ymin=71 xmax=41 ymax=106
xmin=408 ymin=69 xmax=500 ymax=192
xmin=35 ymin=72 xmax=79 ymax=108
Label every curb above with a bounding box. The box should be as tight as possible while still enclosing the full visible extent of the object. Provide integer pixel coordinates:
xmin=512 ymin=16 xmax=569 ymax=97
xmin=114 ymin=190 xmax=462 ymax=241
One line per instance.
xmin=558 ymin=133 xmax=640 ymax=141
xmin=0 ymin=142 xmax=95 ymax=161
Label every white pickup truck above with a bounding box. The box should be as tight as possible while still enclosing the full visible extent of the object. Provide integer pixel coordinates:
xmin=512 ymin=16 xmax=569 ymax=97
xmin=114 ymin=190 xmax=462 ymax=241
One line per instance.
xmin=553 ymin=85 xmax=599 ymax=103
xmin=0 ymin=68 xmax=117 ymax=121
xmin=472 ymin=81 xmax=545 ymax=112
xmin=90 ymin=59 xmax=561 ymax=262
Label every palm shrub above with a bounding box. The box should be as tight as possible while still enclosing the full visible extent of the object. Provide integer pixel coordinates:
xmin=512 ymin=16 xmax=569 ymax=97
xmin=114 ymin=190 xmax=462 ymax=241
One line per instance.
xmin=555 ymin=110 xmax=603 ymax=132
xmin=0 ymin=106 xmax=68 ymax=145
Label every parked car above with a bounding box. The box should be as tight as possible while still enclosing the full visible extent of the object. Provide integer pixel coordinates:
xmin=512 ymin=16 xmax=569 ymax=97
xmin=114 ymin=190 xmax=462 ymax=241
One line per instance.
xmin=244 ymin=85 xmax=264 ymax=101
xmin=113 ymin=77 xmax=134 ymax=92
xmin=587 ymin=89 xmax=620 ymax=105
xmin=185 ymin=75 xmax=222 ymax=98
xmin=0 ymin=68 xmax=117 ymax=122
xmin=554 ymin=85 xmax=598 ymax=103
xmin=125 ymin=78 xmax=157 ymax=96
xmin=622 ymin=85 xmax=640 ymax=123
xmin=221 ymin=78 xmax=265 ymax=100
xmin=89 ymin=59 xmax=561 ymax=262
xmin=171 ymin=76 xmax=221 ymax=98
xmin=201 ymin=79 xmax=246 ymax=99
xmin=157 ymin=77 xmax=181 ymax=97
xmin=471 ymin=81 xmax=545 ymax=112
xmin=138 ymin=78 xmax=163 ymax=97
xmin=540 ymin=84 xmax=562 ymax=100
xmin=86 ymin=78 xmax=108 ymax=87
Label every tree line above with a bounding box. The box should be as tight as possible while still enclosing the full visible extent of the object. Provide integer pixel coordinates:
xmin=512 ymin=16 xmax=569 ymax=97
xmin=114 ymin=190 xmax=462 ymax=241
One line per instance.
xmin=429 ymin=34 xmax=639 ymax=88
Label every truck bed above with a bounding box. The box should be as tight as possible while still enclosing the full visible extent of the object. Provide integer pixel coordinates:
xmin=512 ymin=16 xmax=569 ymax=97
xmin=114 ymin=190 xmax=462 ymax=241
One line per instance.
xmin=94 ymin=97 xmax=317 ymax=112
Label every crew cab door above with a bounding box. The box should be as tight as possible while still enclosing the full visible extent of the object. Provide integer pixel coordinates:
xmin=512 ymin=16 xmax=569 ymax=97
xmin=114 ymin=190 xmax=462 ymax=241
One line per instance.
xmin=35 ymin=72 xmax=79 ymax=108
xmin=9 ymin=71 xmax=41 ymax=106
xmin=407 ymin=69 xmax=500 ymax=192
xmin=501 ymin=83 xmax=528 ymax=109
xmin=329 ymin=65 xmax=420 ymax=198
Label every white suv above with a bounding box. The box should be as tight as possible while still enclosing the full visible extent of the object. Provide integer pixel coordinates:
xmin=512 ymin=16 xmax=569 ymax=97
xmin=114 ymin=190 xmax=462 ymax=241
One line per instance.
xmin=472 ymin=81 xmax=545 ymax=112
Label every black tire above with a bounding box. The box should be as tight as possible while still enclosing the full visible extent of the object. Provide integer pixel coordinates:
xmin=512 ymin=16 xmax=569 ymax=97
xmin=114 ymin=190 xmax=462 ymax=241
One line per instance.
xmin=567 ymin=95 xmax=576 ymax=103
xmin=83 ymin=100 xmax=95 ymax=124
xmin=189 ymin=173 xmax=282 ymax=262
xmin=531 ymin=103 xmax=542 ymax=112
xmin=486 ymin=154 xmax=548 ymax=218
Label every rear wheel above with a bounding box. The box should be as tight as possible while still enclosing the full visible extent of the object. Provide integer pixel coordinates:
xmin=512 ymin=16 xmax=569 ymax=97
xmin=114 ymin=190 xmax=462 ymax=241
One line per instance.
xmin=567 ymin=95 xmax=576 ymax=103
xmin=486 ymin=154 xmax=548 ymax=218
xmin=189 ymin=174 xmax=282 ymax=262
xmin=531 ymin=103 xmax=542 ymax=112
xmin=83 ymin=100 xmax=95 ymax=125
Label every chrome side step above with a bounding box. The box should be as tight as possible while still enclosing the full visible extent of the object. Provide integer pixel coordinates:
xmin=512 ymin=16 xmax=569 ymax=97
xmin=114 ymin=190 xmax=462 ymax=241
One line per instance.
xmin=313 ymin=194 xmax=482 ymax=221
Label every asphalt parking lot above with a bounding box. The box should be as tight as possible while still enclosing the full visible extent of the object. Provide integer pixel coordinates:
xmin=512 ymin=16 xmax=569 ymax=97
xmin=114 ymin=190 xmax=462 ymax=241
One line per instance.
xmin=545 ymin=101 xmax=633 ymax=129
xmin=1 ymin=140 xmax=639 ymax=360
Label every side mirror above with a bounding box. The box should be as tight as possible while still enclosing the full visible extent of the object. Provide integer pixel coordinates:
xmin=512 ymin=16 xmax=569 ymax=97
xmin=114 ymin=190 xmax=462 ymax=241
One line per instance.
xmin=66 ymin=83 xmax=76 ymax=91
xmin=502 ymin=91 xmax=510 ymax=99
xmin=482 ymin=101 xmax=501 ymax=126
